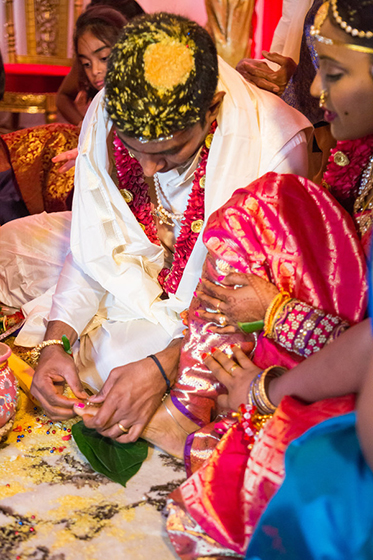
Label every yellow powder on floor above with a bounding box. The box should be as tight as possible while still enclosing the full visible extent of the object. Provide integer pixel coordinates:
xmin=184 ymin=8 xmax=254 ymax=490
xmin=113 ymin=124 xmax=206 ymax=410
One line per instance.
xmin=51 ymin=527 xmax=81 ymax=549
xmin=0 ymin=479 xmax=26 ymax=499
xmin=51 ymin=495 xmax=99 ymax=516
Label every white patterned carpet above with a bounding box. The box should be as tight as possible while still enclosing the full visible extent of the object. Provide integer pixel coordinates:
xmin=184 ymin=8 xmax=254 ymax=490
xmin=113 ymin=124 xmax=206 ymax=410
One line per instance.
xmin=0 ymin=390 xmax=184 ymax=560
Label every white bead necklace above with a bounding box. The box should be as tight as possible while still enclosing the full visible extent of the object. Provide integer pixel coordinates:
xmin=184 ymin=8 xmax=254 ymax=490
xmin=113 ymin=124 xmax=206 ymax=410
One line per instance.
xmin=153 ymin=173 xmax=184 ymax=227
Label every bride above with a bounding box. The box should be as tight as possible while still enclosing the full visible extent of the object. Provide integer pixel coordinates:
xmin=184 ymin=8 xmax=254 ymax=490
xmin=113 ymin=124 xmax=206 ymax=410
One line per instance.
xmin=163 ymin=0 xmax=373 ymax=557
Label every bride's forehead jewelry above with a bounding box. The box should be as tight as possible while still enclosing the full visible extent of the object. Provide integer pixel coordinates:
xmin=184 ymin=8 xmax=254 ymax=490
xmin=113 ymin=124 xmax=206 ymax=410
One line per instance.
xmin=311 ymin=0 xmax=373 ymax=54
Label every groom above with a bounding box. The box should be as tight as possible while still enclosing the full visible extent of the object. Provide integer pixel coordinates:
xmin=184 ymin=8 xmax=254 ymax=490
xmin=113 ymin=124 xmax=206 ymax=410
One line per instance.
xmin=30 ymin=12 xmax=311 ymax=448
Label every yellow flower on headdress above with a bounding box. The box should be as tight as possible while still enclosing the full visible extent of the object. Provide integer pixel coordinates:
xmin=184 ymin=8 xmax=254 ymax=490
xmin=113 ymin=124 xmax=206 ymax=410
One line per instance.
xmin=105 ymin=13 xmax=217 ymax=141
xmin=144 ymin=37 xmax=195 ymax=93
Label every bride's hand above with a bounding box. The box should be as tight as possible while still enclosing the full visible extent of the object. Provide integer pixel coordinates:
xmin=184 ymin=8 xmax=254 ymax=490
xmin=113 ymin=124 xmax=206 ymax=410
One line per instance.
xmin=203 ymin=345 xmax=261 ymax=411
xmin=52 ymin=148 xmax=79 ymax=174
xmin=195 ymin=273 xmax=279 ymax=333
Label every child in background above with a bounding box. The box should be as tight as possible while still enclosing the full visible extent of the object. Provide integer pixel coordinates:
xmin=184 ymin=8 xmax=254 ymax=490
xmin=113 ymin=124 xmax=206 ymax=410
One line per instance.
xmin=53 ymin=5 xmax=127 ymax=173
xmin=56 ymin=0 xmax=143 ymax=126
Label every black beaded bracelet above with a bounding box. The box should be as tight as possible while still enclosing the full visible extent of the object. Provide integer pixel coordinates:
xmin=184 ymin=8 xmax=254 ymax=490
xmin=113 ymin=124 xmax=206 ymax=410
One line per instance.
xmin=147 ymin=354 xmax=171 ymax=391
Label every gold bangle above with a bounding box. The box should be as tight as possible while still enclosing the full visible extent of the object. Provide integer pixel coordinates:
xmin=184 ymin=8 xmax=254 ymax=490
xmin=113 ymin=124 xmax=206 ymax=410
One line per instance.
xmin=267 ymin=297 xmax=293 ymax=339
xmin=258 ymin=366 xmax=287 ymax=413
xmin=32 ymin=338 xmax=72 ymax=360
xmin=264 ymin=290 xmax=291 ymax=336
xmin=264 ymin=292 xmax=284 ymax=334
xmin=249 ymin=366 xmax=287 ymax=415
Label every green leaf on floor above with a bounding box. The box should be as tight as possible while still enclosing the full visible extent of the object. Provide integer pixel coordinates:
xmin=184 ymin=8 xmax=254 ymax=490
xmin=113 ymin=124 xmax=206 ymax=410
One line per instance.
xmin=72 ymin=421 xmax=148 ymax=486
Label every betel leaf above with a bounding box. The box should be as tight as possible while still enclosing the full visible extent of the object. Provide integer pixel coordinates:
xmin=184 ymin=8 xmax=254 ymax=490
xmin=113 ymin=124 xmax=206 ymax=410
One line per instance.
xmin=237 ymin=320 xmax=265 ymax=333
xmin=72 ymin=421 xmax=148 ymax=486
xmin=61 ymin=334 xmax=72 ymax=355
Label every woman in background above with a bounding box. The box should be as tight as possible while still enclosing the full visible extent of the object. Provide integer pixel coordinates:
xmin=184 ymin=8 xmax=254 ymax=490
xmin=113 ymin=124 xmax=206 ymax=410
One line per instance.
xmin=237 ymin=0 xmax=334 ymax=183
xmin=56 ymin=0 xmax=142 ymax=126
xmin=0 ymin=6 xmax=128 ymax=311
xmin=53 ymin=5 xmax=127 ymax=173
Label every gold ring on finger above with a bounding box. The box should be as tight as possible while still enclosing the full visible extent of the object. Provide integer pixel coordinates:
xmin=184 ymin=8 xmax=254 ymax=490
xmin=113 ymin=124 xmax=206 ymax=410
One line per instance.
xmin=216 ymin=301 xmax=221 ymax=312
xmin=229 ymin=364 xmax=238 ymax=374
xmin=118 ymin=422 xmax=129 ymax=434
xmin=218 ymin=314 xmax=227 ymax=326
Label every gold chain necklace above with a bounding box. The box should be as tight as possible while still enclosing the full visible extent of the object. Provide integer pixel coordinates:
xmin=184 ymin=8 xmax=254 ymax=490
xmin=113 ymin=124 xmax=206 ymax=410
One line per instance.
xmin=153 ymin=173 xmax=184 ymax=227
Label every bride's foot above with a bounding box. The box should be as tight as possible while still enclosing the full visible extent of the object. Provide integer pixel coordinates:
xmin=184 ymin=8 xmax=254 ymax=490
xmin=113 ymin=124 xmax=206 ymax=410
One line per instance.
xmin=142 ymin=396 xmax=199 ymax=459
xmin=74 ymin=397 xmax=199 ymax=459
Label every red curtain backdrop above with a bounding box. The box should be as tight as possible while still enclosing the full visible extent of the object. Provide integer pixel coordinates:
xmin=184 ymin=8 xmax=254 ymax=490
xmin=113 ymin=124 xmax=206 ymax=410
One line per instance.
xmin=252 ymin=0 xmax=283 ymax=58
xmin=4 ymin=64 xmax=70 ymax=93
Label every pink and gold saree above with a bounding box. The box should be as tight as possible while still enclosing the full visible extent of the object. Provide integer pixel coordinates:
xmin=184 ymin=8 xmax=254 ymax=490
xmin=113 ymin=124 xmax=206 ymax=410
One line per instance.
xmin=171 ymin=172 xmax=366 ymax=470
xmin=166 ymin=172 xmax=367 ymax=558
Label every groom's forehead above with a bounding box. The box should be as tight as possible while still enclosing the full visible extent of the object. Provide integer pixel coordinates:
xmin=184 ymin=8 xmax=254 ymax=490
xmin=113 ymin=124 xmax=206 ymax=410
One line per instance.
xmin=115 ymin=126 xmax=197 ymax=156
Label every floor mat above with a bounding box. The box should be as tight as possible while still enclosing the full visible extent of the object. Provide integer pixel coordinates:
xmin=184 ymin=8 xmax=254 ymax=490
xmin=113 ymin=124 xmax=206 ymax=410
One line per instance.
xmin=0 ymin=390 xmax=184 ymax=560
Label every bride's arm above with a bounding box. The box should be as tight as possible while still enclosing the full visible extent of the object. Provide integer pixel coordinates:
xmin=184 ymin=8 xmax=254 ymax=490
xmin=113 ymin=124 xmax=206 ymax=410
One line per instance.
xmin=356 ymin=350 xmax=373 ymax=471
xmin=196 ymin=272 xmax=350 ymax=357
xmin=203 ymin=319 xmax=371 ymax=413
xmin=268 ymin=319 xmax=372 ymax=405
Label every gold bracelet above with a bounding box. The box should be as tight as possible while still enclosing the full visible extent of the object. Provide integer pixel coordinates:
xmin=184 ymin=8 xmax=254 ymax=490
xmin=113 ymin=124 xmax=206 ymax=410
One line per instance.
xmin=264 ymin=292 xmax=284 ymax=334
xmin=249 ymin=366 xmax=287 ymax=415
xmin=32 ymin=337 xmax=73 ymax=360
xmin=35 ymin=339 xmax=64 ymax=351
xmin=267 ymin=297 xmax=294 ymax=339
xmin=258 ymin=366 xmax=287 ymax=413
xmin=264 ymin=290 xmax=291 ymax=336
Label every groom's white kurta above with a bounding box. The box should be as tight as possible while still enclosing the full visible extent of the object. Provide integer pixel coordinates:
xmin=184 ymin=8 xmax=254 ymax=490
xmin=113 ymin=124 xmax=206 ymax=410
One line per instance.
xmin=0 ymin=58 xmax=311 ymax=391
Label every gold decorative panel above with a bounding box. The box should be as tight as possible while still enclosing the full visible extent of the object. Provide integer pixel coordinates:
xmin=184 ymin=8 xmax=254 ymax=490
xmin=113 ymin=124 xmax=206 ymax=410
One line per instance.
xmin=1 ymin=1 xmax=84 ymax=126
xmin=4 ymin=0 xmax=82 ymax=66
xmin=0 ymin=92 xmax=57 ymax=121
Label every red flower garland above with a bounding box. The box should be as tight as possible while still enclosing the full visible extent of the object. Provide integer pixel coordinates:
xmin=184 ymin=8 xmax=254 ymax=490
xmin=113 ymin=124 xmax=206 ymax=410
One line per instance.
xmin=113 ymin=135 xmax=159 ymax=245
xmin=113 ymin=121 xmax=217 ymax=294
xmin=163 ymin=120 xmax=217 ymax=293
xmin=323 ymin=134 xmax=373 ymax=202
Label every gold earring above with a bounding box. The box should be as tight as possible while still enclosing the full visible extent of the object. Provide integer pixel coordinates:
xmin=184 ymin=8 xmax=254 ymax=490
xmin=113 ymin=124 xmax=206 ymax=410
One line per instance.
xmin=319 ymin=89 xmax=328 ymax=109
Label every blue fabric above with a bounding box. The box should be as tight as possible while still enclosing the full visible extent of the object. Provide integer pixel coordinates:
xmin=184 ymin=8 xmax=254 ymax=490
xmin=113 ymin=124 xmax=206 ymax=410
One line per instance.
xmin=246 ymin=412 xmax=373 ymax=560
xmin=369 ymin=241 xmax=373 ymax=329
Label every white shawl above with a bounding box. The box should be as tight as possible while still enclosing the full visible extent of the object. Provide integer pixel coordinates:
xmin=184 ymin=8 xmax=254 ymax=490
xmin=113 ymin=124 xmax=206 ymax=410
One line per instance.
xmin=69 ymin=57 xmax=311 ymax=334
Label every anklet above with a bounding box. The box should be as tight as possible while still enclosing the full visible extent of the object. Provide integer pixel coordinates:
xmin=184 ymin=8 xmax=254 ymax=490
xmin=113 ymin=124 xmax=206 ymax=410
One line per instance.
xmin=163 ymin=401 xmax=190 ymax=436
xmin=161 ymin=390 xmax=170 ymax=403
